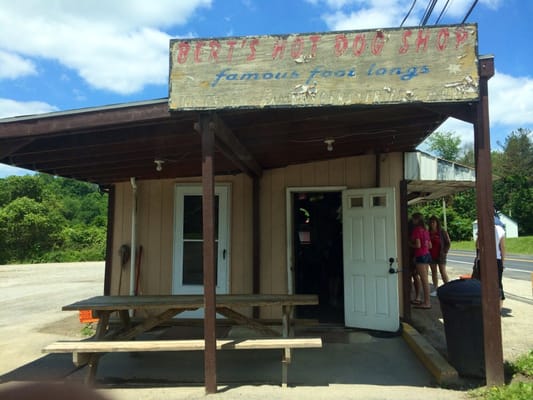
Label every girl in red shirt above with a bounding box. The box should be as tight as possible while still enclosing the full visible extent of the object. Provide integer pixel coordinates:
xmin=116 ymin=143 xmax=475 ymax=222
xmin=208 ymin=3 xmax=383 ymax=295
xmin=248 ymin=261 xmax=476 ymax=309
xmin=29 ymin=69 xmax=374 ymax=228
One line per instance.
xmin=410 ymin=213 xmax=432 ymax=309
xmin=428 ymin=215 xmax=450 ymax=296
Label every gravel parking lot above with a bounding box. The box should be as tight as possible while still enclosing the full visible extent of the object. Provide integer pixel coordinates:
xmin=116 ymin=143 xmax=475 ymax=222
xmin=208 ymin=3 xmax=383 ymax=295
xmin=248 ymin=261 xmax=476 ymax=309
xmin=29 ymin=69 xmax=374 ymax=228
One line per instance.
xmin=0 ymin=261 xmax=531 ymax=400
xmin=0 ymin=262 xmax=104 ymax=375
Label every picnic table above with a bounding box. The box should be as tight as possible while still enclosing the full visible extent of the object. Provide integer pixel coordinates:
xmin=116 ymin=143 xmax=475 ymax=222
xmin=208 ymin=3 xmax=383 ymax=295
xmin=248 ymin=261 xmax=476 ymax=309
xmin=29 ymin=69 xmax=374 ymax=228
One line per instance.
xmin=44 ymin=294 xmax=321 ymax=386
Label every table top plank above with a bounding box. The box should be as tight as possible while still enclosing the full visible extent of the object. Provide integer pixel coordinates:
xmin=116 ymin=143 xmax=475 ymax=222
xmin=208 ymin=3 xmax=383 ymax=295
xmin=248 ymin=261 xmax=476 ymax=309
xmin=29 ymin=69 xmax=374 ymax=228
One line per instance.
xmin=62 ymin=294 xmax=318 ymax=311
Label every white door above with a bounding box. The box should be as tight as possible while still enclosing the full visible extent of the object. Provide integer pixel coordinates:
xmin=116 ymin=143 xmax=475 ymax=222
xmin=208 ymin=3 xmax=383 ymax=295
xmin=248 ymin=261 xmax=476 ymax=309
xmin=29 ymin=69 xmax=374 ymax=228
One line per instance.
xmin=342 ymin=187 xmax=399 ymax=332
xmin=172 ymin=185 xmax=230 ymax=302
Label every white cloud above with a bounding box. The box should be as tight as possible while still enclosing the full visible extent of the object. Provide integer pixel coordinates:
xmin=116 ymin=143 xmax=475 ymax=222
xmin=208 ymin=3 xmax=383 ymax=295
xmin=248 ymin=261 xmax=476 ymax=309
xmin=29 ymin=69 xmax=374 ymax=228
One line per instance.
xmin=0 ymin=1 xmax=211 ymax=95
xmin=489 ymin=71 xmax=533 ymax=126
xmin=423 ymin=70 xmax=533 ymax=150
xmin=318 ymin=0 xmax=406 ymax=30
xmin=324 ymin=7 xmax=401 ymax=30
xmin=0 ymin=51 xmax=37 ymax=79
xmin=309 ymin=0 xmax=504 ymax=30
xmin=0 ymin=99 xmax=58 ymax=119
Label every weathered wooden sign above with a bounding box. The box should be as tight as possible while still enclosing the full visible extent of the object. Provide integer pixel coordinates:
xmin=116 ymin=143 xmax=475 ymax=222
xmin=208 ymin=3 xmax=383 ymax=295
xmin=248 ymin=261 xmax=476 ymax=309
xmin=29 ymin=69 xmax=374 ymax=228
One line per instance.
xmin=169 ymin=24 xmax=478 ymax=110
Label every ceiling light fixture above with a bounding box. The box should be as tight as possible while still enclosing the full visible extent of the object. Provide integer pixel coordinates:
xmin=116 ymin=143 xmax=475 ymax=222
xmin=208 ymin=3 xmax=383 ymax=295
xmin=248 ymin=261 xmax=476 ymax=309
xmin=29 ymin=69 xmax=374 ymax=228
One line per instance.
xmin=154 ymin=159 xmax=165 ymax=172
xmin=324 ymin=138 xmax=335 ymax=152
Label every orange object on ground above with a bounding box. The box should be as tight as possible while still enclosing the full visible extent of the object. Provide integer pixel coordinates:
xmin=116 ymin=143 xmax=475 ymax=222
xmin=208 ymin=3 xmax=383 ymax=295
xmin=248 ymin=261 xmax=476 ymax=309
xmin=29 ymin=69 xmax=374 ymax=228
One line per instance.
xmin=459 ymin=274 xmax=472 ymax=280
xmin=79 ymin=310 xmax=99 ymax=323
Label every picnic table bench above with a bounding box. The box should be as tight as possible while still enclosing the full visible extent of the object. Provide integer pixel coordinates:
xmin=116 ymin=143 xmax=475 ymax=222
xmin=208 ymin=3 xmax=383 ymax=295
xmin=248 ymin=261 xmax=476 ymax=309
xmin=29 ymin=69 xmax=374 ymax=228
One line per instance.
xmin=43 ymin=294 xmax=322 ymax=386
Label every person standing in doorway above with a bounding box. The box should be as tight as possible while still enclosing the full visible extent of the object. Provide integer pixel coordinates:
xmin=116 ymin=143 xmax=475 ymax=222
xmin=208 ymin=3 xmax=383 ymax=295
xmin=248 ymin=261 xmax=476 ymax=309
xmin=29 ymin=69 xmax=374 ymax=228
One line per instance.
xmin=410 ymin=213 xmax=432 ymax=309
xmin=428 ymin=215 xmax=450 ymax=296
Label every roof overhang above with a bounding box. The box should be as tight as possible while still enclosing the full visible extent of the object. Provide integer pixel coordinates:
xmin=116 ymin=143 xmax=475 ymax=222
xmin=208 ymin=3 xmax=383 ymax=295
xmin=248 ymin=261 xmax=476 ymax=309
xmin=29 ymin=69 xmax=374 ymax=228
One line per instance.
xmin=0 ymin=98 xmax=476 ymax=187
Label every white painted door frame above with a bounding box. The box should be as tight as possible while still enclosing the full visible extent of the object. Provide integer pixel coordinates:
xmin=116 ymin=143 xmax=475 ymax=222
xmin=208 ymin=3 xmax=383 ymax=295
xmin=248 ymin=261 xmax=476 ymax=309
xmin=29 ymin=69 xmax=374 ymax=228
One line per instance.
xmin=172 ymin=183 xmax=231 ymax=296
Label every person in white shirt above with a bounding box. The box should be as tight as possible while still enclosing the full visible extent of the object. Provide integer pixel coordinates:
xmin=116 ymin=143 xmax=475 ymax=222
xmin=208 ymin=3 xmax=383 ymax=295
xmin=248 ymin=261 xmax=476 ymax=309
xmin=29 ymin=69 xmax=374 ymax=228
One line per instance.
xmin=476 ymin=220 xmax=506 ymax=309
xmin=494 ymin=224 xmax=506 ymax=308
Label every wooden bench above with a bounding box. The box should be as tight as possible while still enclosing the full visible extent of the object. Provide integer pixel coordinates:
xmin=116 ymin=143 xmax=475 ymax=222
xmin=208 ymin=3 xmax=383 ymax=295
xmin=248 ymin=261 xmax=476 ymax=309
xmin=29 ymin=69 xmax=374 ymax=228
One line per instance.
xmin=43 ymin=337 xmax=323 ymax=387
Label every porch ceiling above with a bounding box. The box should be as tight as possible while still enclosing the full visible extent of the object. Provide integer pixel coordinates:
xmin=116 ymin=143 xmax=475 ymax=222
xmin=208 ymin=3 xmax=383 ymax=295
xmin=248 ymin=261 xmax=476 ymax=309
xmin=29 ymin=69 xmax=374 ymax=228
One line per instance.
xmin=0 ymin=98 xmax=474 ymax=187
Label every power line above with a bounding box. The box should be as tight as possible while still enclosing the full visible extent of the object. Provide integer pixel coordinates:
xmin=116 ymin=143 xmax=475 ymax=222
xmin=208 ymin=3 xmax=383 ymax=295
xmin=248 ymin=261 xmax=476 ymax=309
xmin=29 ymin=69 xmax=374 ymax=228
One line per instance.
xmin=462 ymin=0 xmax=479 ymax=23
xmin=435 ymin=0 xmax=452 ymax=24
xmin=419 ymin=0 xmax=433 ymax=25
xmin=421 ymin=0 xmax=439 ymax=26
xmin=400 ymin=0 xmax=417 ymax=27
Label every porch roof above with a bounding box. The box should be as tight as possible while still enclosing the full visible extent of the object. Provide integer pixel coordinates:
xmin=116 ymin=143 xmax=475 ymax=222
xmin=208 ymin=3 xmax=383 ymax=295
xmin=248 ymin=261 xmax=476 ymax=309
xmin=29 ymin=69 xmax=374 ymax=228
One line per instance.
xmin=0 ymin=98 xmax=475 ymax=193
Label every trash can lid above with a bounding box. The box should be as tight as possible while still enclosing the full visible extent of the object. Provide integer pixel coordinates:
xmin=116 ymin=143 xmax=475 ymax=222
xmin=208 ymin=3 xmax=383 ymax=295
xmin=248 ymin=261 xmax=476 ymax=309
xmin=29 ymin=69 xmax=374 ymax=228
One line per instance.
xmin=437 ymin=278 xmax=482 ymax=305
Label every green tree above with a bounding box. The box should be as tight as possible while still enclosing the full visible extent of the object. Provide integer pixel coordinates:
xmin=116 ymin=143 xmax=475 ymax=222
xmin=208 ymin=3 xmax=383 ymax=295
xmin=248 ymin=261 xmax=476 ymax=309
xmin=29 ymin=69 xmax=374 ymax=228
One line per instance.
xmin=0 ymin=175 xmax=44 ymax=207
xmin=494 ymin=128 xmax=533 ymax=182
xmin=0 ymin=197 xmax=65 ymax=263
xmin=0 ymin=173 xmax=108 ymax=264
xmin=425 ymin=131 xmax=462 ymax=161
xmin=492 ymin=129 xmax=533 ymax=235
xmin=457 ymin=143 xmax=475 ymax=167
xmin=409 ymin=198 xmax=473 ymax=241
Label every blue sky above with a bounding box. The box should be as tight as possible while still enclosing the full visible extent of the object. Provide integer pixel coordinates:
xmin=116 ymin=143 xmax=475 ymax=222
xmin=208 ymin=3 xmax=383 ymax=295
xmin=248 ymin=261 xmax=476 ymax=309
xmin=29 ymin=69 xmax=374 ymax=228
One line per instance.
xmin=1 ymin=0 xmax=532 ymax=177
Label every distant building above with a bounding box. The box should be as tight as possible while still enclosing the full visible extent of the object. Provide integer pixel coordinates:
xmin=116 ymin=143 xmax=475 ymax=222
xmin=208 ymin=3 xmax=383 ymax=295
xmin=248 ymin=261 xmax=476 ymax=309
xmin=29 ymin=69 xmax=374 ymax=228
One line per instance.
xmin=473 ymin=212 xmax=519 ymax=239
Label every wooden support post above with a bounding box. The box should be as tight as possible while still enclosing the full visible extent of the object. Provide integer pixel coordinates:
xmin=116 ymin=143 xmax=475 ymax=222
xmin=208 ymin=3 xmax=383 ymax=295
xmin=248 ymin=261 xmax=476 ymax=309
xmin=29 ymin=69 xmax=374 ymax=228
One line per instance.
xmin=103 ymin=185 xmax=115 ymax=296
xmin=200 ymin=113 xmax=218 ymax=394
xmin=399 ymin=180 xmax=411 ymax=322
xmin=252 ymin=177 xmax=260 ymax=318
xmin=474 ymin=55 xmax=504 ymax=386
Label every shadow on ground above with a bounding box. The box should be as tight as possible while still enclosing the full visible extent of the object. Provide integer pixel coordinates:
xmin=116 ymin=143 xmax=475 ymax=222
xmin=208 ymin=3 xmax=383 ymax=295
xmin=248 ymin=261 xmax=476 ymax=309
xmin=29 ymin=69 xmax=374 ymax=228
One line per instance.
xmin=1 ymin=326 xmax=442 ymax=389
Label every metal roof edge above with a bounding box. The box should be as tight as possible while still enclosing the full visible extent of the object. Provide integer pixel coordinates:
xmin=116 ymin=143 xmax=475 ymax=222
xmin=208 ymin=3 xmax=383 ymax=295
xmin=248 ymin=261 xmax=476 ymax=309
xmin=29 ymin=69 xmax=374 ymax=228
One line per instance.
xmin=0 ymin=98 xmax=169 ymax=123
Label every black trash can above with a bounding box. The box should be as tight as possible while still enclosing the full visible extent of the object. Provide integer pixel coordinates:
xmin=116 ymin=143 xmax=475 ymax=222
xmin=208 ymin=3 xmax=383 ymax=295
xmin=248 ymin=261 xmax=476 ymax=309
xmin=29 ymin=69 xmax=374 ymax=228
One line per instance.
xmin=437 ymin=278 xmax=485 ymax=378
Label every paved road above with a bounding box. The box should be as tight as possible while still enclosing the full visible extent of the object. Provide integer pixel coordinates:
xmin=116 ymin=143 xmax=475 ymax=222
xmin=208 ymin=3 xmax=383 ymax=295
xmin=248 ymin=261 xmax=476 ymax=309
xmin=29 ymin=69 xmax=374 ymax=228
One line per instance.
xmin=447 ymin=250 xmax=533 ymax=282
xmin=0 ymin=262 xmax=104 ymax=375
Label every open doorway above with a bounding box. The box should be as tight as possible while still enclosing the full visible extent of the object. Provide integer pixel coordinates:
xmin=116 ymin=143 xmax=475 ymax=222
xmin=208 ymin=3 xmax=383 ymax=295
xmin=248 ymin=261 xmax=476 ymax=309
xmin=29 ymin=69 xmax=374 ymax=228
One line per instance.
xmin=292 ymin=191 xmax=344 ymax=323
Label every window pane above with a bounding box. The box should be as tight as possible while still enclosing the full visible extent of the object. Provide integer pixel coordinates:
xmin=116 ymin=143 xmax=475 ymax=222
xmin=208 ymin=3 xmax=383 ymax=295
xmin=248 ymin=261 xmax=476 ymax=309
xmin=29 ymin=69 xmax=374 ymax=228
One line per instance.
xmin=183 ymin=196 xmax=202 ymax=240
xmin=372 ymin=195 xmax=386 ymax=207
xmin=350 ymin=197 xmax=364 ymax=208
xmin=182 ymin=241 xmax=219 ymax=285
xmin=183 ymin=195 xmax=220 ymax=240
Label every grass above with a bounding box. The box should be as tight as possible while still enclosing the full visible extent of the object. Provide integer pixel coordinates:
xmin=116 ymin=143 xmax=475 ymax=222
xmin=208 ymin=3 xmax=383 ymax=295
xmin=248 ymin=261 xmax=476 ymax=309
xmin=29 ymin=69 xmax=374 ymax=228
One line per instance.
xmin=512 ymin=351 xmax=533 ymax=377
xmin=452 ymin=236 xmax=533 ymax=255
xmin=468 ymin=351 xmax=533 ymax=400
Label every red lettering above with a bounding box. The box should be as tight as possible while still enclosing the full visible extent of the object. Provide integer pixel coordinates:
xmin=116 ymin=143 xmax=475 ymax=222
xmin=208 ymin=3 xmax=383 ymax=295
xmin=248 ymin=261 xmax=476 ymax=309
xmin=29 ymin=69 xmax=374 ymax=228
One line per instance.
xmin=272 ymin=39 xmax=286 ymax=60
xmin=226 ymin=40 xmax=237 ymax=62
xmin=352 ymin=34 xmax=366 ymax=56
xmin=399 ymin=30 xmax=411 ymax=54
xmin=436 ymin=28 xmax=449 ymax=51
xmin=194 ymin=41 xmax=205 ymax=63
xmin=455 ymin=28 xmax=468 ymax=48
xmin=177 ymin=42 xmax=190 ymax=64
xmin=371 ymin=32 xmax=385 ymax=55
xmin=209 ymin=40 xmax=220 ymax=62
xmin=247 ymin=38 xmax=259 ymax=61
xmin=335 ymin=34 xmax=348 ymax=56
xmin=415 ymin=29 xmax=430 ymax=52
xmin=309 ymin=35 xmax=321 ymax=56
xmin=291 ymin=37 xmax=304 ymax=59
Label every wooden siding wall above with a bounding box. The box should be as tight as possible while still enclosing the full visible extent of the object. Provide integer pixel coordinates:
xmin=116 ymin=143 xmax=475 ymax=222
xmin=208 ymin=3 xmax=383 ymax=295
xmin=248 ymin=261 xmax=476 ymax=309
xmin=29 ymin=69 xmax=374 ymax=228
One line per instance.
xmin=109 ymin=153 xmax=405 ymax=318
xmin=261 ymin=153 xmax=405 ymax=318
xmin=109 ymin=175 xmax=253 ymax=298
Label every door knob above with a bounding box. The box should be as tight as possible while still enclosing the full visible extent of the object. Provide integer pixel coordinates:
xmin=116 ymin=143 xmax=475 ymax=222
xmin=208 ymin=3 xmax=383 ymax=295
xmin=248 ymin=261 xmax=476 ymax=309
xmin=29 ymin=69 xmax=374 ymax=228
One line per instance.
xmin=388 ymin=257 xmax=401 ymax=274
